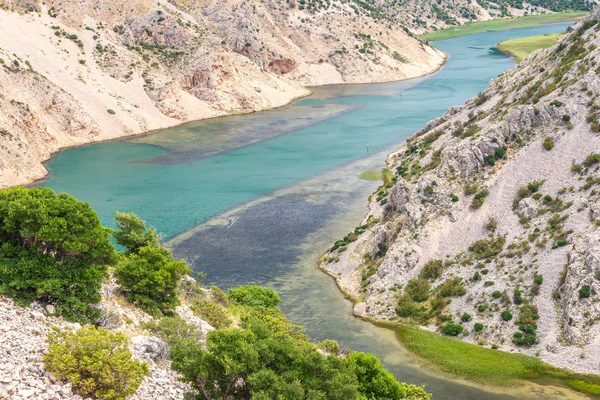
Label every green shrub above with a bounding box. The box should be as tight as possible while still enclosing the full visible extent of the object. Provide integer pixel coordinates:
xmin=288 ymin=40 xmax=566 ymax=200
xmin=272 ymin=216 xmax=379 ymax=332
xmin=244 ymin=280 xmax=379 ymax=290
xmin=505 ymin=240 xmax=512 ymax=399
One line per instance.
xmin=474 ymin=323 xmax=484 ymax=332
xmin=513 ymin=289 xmax=523 ymax=305
xmin=114 ymin=245 xmax=190 ymax=315
xmin=442 ymin=323 xmax=463 ymax=336
xmin=461 ymin=313 xmax=472 ymax=322
xmin=495 ymin=146 xmax=507 ymax=159
xmin=478 ymin=304 xmax=487 ymax=312
xmin=543 ymin=137 xmax=554 ymax=151
xmin=534 ymin=275 xmax=543 ymax=285
xmin=228 ymin=285 xmax=281 ymax=308
xmin=562 ymin=114 xmax=571 ymax=122
xmin=501 ymin=310 xmax=513 ymax=321
xmin=190 ymin=299 xmax=232 ymax=329
xmin=492 ymin=291 xmax=502 ymax=299
xmin=579 ymin=285 xmax=592 ymax=299
xmin=210 ymin=285 xmax=228 ymax=305
xmin=450 ymin=193 xmax=459 ymax=202
xmin=583 ymin=153 xmax=600 ymax=167
xmin=44 ymin=326 xmax=148 ymax=400
xmin=420 ymin=259 xmax=444 ymax=280
xmin=405 ymin=279 xmax=431 ymax=302
xmin=0 ymin=187 xmax=116 ymax=322
xmin=143 ymin=316 xmax=200 ymax=344
xmin=107 ymin=109 xmax=116 ymax=115
xmin=437 ymin=277 xmax=466 ymax=298
xmin=468 ymin=235 xmax=505 ymax=259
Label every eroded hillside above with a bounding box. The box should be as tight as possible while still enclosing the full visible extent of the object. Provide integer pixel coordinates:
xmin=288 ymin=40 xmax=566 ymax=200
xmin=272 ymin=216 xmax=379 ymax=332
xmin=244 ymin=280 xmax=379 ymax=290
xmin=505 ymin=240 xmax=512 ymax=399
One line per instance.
xmin=322 ymin=11 xmax=600 ymax=373
xmin=0 ymin=0 xmax=447 ymax=188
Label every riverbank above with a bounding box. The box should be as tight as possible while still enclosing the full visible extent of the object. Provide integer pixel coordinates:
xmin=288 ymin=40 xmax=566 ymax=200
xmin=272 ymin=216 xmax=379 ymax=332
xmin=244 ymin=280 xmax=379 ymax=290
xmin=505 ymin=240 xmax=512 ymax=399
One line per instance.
xmin=422 ymin=11 xmax=585 ymax=41
xmin=497 ymin=33 xmax=562 ymax=62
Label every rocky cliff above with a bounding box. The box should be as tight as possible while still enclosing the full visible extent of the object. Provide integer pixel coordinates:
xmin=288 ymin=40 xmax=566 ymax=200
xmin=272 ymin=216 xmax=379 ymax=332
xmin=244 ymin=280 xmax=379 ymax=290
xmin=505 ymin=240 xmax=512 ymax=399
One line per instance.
xmin=322 ymin=11 xmax=600 ymax=373
xmin=0 ymin=0 xmax=448 ymax=188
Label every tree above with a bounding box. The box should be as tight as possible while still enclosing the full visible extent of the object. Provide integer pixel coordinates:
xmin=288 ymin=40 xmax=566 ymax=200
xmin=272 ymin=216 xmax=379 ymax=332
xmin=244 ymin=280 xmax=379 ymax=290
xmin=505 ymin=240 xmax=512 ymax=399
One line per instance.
xmin=44 ymin=326 xmax=148 ymax=400
xmin=0 ymin=187 xmax=116 ymax=322
xmin=112 ymin=212 xmax=191 ymax=315
xmin=170 ymin=311 xmax=430 ymax=400
xmin=114 ymin=245 xmax=190 ymax=315
xmin=113 ymin=212 xmax=158 ymax=254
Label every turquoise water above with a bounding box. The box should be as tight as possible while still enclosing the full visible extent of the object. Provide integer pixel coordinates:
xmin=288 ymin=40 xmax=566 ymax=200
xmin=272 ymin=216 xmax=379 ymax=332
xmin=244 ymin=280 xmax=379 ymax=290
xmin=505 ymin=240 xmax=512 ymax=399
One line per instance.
xmin=42 ymin=23 xmax=570 ymax=239
xmin=39 ymin=23 xmax=581 ymax=399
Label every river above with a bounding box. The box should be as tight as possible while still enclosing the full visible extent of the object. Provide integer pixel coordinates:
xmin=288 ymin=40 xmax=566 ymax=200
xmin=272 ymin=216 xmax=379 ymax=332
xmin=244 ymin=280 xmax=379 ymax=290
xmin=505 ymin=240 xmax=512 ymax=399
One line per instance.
xmin=38 ymin=23 xmax=586 ymax=399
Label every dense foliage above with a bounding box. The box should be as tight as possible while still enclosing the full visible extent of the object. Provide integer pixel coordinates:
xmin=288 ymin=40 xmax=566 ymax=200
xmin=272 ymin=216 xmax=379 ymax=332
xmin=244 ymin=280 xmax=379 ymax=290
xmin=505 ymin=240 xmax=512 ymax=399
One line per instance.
xmin=113 ymin=213 xmax=191 ymax=315
xmin=170 ymin=303 xmax=430 ymax=400
xmin=44 ymin=326 xmax=148 ymax=400
xmin=0 ymin=187 xmax=116 ymax=322
xmin=228 ymin=285 xmax=281 ymax=308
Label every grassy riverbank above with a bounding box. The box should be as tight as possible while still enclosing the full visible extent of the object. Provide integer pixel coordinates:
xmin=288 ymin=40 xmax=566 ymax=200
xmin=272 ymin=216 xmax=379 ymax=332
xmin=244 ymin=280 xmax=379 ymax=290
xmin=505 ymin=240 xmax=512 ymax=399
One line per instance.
xmin=422 ymin=12 xmax=585 ymax=41
xmin=497 ymin=33 xmax=561 ymax=62
xmin=396 ymin=325 xmax=600 ymax=395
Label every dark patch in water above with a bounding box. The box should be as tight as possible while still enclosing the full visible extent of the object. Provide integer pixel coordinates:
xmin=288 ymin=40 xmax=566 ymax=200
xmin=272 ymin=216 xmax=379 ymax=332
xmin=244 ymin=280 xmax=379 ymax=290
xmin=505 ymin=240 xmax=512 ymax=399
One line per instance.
xmin=173 ymin=195 xmax=336 ymax=288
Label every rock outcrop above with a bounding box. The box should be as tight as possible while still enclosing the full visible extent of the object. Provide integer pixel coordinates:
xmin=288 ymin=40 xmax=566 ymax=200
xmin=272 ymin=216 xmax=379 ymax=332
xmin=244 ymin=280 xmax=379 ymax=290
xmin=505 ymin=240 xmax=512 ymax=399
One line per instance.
xmin=0 ymin=0 xmax=449 ymax=188
xmin=322 ymin=11 xmax=600 ymax=374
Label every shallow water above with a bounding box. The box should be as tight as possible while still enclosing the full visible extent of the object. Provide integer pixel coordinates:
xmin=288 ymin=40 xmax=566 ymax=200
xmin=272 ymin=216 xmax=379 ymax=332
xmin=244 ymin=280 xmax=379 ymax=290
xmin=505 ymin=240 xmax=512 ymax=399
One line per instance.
xmin=39 ymin=23 xmax=586 ymax=399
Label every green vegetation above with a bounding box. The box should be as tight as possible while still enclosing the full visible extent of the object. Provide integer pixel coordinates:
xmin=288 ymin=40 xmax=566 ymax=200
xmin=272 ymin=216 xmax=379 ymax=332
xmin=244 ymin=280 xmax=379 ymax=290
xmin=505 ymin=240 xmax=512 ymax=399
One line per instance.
xmin=44 ymin=326 xmax=148 ymax=400
xmin=422 ymin=12 xmax=586 ymax=41
xmin=442 ymin=323 xmax=464 ymax=336
xmin=497 ymin=33 xmax=561 ymax=63
xmin=0 ymin=187 xmax=116 ymax=322
xmin=396 ymin=325 xmax=600 ymax=392
xmin=1 ymin=188 xmax=425 ymax=399
xmin=543 ymin=136 xmax=555 ymax=151
xmin=420 ymin=259 xmax=444 ymax=280
xmin=170 ymin=292 xmax=430 ymax=399
xmin=107 ymin=109 xmax=116 ymax=115
xmin=228 ymin=285 xmax=281 ymax=308
xmin=113 ymin=213 xmax=191 ymax=316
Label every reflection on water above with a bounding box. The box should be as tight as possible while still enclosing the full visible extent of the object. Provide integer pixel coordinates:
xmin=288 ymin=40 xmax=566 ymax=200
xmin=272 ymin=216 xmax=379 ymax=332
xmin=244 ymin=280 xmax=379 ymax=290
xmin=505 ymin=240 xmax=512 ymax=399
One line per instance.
xmin=39 ymin=23 xmax=583 ymax=399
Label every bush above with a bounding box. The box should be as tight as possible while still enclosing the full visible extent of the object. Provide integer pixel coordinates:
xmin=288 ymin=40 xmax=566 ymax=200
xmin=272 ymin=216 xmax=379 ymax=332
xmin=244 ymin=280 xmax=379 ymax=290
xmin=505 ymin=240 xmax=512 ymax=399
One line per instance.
xmin=495 ymin=146 xmax=507 ymax=159
xmin=438 ymin=277 xmax=466 ymax=298
xmin=44 ymin=326 xmax=148 ymax=400
xmin=450 ymin=193 xmax=459 ymax=202
xmin=492 ymin=291 xmax=502 ymax=299
xmin=534 ymin=275 xmax=543 ymax=285
xmin=210 ymin=285 xmax=228 ymax=305
xmin=143 ymin=316 xmax=201 ymax=344
xmin=461 ymin=313 xmax=472 ymax=322
xmin=0 ymin=187 xmax=116 ymax=322
xmin=478 ymin=304 xmax=487 ymax=312
xmin=405 ymin=279 xmax=431 ymax=302
xmin=442 ymin=323 xmax=463 ymax=336
xmin=474 ymin=323 xmax=484 ymax=332
xmin=485 ymin=216 xmax=498 ymax=232
xmin=562 ymin=114 xmax=571 ymax=122
xmin=543 ymin=137 xmax=554 ymax=151
xmin=114 ymin=245 xmax=190 ymax=315
xmin=501 ymin=310 xmax=513 ymax=321
xmin=228 ymin=285 xmax=281 ymax=308
xmin=107 ymin=109 xmax=116 ymax=115
xmin=579 ymin=285 xmax=592 ymax=299
xmin=513 ymin=289 xmax=523 ymax=305
xmin=191 ymin=299 xmax=232 ymax=329
xmin=420 ymin=259 xmax=444 ymax=280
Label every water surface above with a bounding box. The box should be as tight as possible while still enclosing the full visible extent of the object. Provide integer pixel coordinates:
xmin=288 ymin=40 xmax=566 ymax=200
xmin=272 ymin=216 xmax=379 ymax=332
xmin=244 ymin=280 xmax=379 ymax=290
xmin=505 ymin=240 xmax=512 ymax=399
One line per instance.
xmin=40 ymin=23 xmax=584 ymax=399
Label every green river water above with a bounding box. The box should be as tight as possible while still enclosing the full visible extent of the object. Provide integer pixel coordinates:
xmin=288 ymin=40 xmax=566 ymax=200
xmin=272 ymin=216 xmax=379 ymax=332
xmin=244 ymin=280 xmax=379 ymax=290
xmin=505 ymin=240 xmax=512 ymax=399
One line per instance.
xmin=39 ymin=23 xmax=589 ymax=399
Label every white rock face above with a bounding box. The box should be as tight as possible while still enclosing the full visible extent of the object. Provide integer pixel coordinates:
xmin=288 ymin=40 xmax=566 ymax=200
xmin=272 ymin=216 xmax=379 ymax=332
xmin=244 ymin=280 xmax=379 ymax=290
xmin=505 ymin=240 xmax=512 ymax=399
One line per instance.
xmin=321 ymin=13 xmax=600 ymax=374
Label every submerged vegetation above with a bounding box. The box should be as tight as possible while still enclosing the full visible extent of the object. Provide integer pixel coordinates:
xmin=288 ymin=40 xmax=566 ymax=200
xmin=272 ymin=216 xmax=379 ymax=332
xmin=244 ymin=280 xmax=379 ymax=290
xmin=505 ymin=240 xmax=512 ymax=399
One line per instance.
xmin=0 ymin=187 xmax=429 ymax=400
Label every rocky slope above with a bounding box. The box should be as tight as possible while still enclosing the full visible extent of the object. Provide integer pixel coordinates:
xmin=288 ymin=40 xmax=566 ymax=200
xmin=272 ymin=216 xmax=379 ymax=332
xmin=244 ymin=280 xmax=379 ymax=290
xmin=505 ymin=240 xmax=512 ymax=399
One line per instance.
xmin=0 ymin=0 xmax=447 ymax=188
xmin=0 ymin=278 xmax=213 ymax=400
xmin=321 ymin=11 xmax=600 ymax=373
